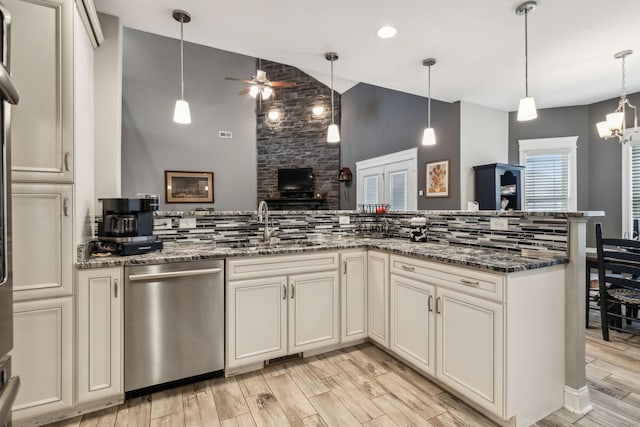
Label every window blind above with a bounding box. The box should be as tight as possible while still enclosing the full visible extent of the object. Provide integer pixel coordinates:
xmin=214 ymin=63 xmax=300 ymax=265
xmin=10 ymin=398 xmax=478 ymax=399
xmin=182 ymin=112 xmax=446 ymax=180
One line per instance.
xmin=631 ymin=145 xmax=640 ymax=223
xmin=363 ymin=175 xmax=379 ymax=204
xmin=388 ymin=171 xmax=407 ymax=211
xmin=524 ymin=151 xmax=570 ymax=211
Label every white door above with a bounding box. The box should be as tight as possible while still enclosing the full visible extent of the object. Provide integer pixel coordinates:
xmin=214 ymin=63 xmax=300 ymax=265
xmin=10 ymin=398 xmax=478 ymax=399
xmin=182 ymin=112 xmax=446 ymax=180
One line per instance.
xmin=77 ymin=267 xmax=123 ymax=403
xmin=390 ymin=274 xmax=435 ymax=376
xmin=8 ymin=0 xmax=74 ymax=183
xmin=367 ymin=251 xmax=389 ymax=348
xmin=12 ymin=183 xmax=73 ymax=301
xmin=341 ymin=250 xmax=367 ymax=342
xmin=358 ymin=165 xmax=384 ymax=206
xmin=289 ymin=270 xmax=339 ymax=353
xmin=436 ymin=287 xmax=504 ymax=417
xmin=227 ymin=277 xmax=288 ymax=368
xmin=12 ymin=297 xmax=73 ymax=420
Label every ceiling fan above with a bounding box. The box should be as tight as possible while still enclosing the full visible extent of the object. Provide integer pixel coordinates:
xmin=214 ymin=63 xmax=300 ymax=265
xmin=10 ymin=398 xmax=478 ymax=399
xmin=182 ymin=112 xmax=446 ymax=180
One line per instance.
xmin=225 ymin=62 xmax=295 ymax=100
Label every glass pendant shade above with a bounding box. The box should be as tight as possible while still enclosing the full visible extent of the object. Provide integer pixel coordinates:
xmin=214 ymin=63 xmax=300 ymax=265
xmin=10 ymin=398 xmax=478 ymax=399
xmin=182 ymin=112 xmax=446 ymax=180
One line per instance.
xmin=327 ymin=124 xmax=341 ymax=143
xmin=422 ymin=127 xmax=436 ymax=146
xmin=517 ymin=96 xmax=537 ymax=121
xmin=249 ymin=85 xmax=259 ymax=98
xmin=606 ymin=112 xmax=624 ymax=131
xmin=261 ymin=86 xmax=273 ymax=100
xmin=596 ymin=121 xmax=613 ymax=138
xmin=173 ymin=99 xmax=191 ymax=124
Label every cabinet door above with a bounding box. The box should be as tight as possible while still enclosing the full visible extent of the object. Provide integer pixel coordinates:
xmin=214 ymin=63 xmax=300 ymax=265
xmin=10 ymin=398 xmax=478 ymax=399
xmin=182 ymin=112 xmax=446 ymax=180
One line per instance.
xmin=390 ymin=274 xmax=435 ymax=376
xmin=367 ymin=251 xmax=389 ymax=348
xmin=12 ymin=183 xmax=73 ymax=301
xmin=12 ymin=297 xmax=73 ymax=420
xmin=341 ymin=250 xmax=367 ymax=343
xmin=289 ymin=270 xmax=339 ymax=353
xmin=436 ymin=287 xmax=504 ymax=417
xmin=8 ymin=0 xmax=74 ymax=182
xmin=227 ymin=277 xmax=288 ymax=368
xmin=77 ymin=267 xmax=123 ymax=403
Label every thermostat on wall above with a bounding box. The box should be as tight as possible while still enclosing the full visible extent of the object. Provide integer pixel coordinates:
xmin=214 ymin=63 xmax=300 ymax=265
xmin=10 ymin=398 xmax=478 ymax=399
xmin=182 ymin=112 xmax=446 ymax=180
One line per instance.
xmin=219 ymin=131 xmax=233 ymax=139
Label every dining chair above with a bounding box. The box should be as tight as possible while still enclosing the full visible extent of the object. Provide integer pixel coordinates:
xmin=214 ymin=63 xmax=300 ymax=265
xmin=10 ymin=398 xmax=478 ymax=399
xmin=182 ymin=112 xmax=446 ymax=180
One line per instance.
xmin=595 ymin=222 xmax=640 ymax=341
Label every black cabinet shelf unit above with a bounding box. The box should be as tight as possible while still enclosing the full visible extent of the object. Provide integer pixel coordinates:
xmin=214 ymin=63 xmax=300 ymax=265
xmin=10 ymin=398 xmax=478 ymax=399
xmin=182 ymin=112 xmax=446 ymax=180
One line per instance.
xmin=473 ymin=163 xmax=525 ymax=210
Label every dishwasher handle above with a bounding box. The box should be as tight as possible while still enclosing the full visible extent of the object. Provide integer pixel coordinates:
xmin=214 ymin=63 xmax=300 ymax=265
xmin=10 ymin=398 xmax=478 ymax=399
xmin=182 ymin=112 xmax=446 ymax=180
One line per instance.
xmin=128 ymin=267 xmax=223 ymax=282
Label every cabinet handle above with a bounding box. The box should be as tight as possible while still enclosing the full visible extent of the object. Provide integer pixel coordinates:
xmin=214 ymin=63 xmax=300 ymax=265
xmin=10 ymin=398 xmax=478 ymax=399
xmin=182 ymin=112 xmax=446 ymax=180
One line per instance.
xmin=64 ymin=151 xmax=70 ymax=171
xmin=401 ymin=265 xmax=415 ymax=272
xmin=63 ymin=197 xmax=69 ymax=217
xmin=114 ymin=279 xmax=118 ymax=298
xmin=460 ymin=278 xmax=480 ymax=287
xmin=428 ymin=295 xmax=433 ymax=312
xmin=343 ymin=260 xmax=347 ymax=275
xmin=436 ymin=297 xmax=441 ymax=314
xmin=282 ymin=284 xmax=287 ymax=300
xmin=290 ymin=283 xmax=295 ymax=299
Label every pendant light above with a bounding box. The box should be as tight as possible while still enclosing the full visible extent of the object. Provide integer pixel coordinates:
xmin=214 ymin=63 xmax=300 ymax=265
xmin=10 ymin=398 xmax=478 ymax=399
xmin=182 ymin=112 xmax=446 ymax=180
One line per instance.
xmin=325 ymin=52 xmax=340 ymax=143
xmin=172 ymin=10 xmax=191 ymax=124
xmin=596 ymin=50 xmax=639 ymax=144
xmin=515 ymin=1 xmax=538 ymax=121
xmin=421 ymin=58 xmax=436 ymax=146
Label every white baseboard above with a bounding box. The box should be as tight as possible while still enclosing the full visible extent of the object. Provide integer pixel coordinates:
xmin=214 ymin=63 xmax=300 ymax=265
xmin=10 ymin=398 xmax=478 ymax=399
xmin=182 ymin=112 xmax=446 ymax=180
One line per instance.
xmin=563 ymin=385 xmax=593 ymax=415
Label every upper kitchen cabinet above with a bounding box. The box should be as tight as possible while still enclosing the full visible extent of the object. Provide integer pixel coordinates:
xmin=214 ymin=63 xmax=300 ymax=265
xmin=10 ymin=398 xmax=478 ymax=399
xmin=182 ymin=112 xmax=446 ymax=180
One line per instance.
xmin=7 ymin=0 xmax=102 ymax=183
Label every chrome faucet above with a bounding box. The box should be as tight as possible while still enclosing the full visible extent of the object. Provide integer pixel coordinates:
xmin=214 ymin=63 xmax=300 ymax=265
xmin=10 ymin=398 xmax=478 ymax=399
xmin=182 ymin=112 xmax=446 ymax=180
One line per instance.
xmin=257 ymin=200 xmax=272 ymax=242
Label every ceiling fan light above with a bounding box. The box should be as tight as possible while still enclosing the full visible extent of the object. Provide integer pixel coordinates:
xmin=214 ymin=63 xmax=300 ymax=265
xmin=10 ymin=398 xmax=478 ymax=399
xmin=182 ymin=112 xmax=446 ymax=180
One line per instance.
xmin=327 ymin=124 xmax=341 ymax=143
xmin=606 ymin=112 xmax=624 ymax=131
xmin=517 ymin=96 xmax=537 ymax=121
xmin=422 ymin=128 xmax=436 ymax=146
xmin=376 ymin=25 xmax=397 ymax=39
xmin=173 ymin=99 xmax=191 ymax=124
xmin=596 ymin=121 xmax=613 ymax=138
xmin=248 ymin=85 xmax=260 ymax=98
xmin=261 ymin=86 xmax=273 ymax=99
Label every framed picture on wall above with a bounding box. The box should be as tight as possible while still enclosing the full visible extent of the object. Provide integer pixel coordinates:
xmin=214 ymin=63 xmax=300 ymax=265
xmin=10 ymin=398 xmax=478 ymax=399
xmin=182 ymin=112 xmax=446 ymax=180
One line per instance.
xmin=165 ymin=171 xmax=214 ymax=203
xmin=426 ymin=160 xmax=450 ymax=197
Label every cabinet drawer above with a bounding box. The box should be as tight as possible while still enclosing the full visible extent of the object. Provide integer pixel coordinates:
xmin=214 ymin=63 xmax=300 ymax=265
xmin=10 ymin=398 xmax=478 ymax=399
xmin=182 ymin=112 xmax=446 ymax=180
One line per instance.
xmin=227 ymin=251 xmax=339 ymax=281
xmin=390 ymin=255 xmax=504 ymax=302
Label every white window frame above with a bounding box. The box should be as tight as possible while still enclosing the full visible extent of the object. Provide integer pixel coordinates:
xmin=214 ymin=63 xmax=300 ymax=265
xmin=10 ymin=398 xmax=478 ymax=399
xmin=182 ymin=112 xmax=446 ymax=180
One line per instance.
xmin=621 ymin=131 xmax=640 ymax=237
xmin=356 ymin=148 xmax=418 ymax=211
xmin=518 ymin=136 xmax=578 ymax=211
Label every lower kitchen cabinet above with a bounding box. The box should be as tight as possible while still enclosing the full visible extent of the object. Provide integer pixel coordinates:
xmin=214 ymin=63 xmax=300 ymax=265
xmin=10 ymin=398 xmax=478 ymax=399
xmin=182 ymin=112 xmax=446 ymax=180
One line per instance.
xmin=340 ymin=250 xmax=367 ymax=343
xmin=367 ymin=250 xmax=389 ymax=348
xmin=77 ymin=267 xmax=123 ymax=404
xmin=12 ymin=296 xmax=73 ymax=421
xmin=390 ymin=274 xmax=435 ymax=376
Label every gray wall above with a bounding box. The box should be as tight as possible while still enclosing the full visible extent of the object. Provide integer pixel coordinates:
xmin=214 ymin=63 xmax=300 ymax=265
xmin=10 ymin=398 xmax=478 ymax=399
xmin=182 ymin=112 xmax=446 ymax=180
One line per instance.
xmin=122 ymin=28 xmax=257 ymax=210
xmin=341 ymin=83 xmax=461 ymax=210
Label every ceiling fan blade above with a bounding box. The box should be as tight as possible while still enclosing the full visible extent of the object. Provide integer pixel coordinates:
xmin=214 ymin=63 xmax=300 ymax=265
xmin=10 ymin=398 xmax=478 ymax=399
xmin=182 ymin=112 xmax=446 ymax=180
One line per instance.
xmin=225 ymin=77 xmax=255 ymax=84
xmin=238 ymin=88 xmax=250 ymax=95
xmin=268 ymin=81 xmax=296 ymax=88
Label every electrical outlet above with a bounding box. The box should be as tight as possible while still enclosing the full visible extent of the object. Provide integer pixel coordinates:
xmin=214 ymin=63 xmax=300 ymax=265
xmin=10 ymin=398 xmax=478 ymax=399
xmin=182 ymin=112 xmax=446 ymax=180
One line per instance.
xmin=219 ymin=131 xmax=233 ymax=139
xmin=339 ymin=216 xmax=350 ymax=225
xmin=490 ymin=217 xmax=509 ymax=231
xmin=418 ymin=190 xmax=424 ymax=196
xmin=179 ymin=218 xmax=197 ymax=229
xmin=154 ymin=218 xmax=172 ymax=230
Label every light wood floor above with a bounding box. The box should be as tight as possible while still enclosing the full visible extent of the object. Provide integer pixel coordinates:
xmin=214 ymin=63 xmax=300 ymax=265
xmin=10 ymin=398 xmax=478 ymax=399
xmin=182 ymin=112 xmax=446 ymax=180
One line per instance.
xmin=46 ymin=318 xmax=640 ymax=427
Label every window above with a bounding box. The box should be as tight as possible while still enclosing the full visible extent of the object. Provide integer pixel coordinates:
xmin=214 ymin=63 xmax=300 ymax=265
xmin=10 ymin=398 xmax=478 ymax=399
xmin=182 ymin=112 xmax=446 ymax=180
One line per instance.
xmin=621 ymin=136 xmax=640 ymax=237
xmin=356 ymin=148 xmax=417 ymax=211
xmin=518 ymin=137 xmax=578 ymax=211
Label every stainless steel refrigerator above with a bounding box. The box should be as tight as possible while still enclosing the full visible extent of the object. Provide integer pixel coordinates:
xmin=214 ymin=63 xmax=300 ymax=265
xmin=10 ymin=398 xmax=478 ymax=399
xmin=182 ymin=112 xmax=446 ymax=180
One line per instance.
xmin=0 ymin=1 xmax=20 ymax=425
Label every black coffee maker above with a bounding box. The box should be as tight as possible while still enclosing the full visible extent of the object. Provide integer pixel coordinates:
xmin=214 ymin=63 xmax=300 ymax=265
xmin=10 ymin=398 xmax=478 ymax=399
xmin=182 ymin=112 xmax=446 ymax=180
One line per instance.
xmin=98 ymin=197 xmax=163 ymax=255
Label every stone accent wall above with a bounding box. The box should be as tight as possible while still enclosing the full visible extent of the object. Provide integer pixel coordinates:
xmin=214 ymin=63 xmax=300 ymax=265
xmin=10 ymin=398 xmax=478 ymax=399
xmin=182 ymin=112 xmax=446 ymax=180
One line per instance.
xmin=256 ymin=60 xmax=341 ymax=209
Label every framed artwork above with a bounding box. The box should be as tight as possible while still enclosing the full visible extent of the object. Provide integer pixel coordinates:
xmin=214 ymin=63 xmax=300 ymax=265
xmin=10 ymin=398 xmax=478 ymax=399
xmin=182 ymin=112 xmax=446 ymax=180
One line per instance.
xmin=165 ymin=171 xmax=214 ymax=203
xmin=426 ymin=160 xmax=450 ymax=197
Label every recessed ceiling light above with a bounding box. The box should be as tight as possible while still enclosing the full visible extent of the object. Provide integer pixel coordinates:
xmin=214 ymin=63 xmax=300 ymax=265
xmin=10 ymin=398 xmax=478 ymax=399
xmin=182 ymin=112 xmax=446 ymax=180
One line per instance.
xmin=312 ymin=105 xmax=325 ymax=116
xmin=376 ymin=25 xmax=397 ymax=39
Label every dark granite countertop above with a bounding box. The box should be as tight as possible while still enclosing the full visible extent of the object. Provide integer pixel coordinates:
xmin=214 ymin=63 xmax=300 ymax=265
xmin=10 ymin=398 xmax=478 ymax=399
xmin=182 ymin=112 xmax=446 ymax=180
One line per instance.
xmin=77 ymin=237 xmax=567 ymax=273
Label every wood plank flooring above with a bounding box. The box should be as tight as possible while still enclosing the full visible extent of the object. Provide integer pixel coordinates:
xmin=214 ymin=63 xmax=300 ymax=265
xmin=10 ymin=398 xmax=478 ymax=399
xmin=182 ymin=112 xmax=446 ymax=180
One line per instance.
xmin=45 ymin=318 xmax=640 ymax=427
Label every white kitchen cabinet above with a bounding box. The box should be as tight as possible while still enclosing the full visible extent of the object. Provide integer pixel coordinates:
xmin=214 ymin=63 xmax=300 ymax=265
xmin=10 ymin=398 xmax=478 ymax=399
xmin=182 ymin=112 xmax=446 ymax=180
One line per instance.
xmin=367 ymin=250 xmax=389 ymax=348
xmin=340 ymin=250 xmax=367 ymax=343
xmin=76 ymin=267 xmax=123 ymax=404
xmin=390 ymin=273 xmax=435 ymax=376
xmin=11 ymin=297 xmax=73 ymax=420
xmin=436 ymin=286 xmax=504 ymax=416
xmin=227 ymin=276 xmax=288 ymax=368
xmin=289 ymin=270 xmax=339 ymax=352
xmin=11 ymin=183 xmax=73 ymax=301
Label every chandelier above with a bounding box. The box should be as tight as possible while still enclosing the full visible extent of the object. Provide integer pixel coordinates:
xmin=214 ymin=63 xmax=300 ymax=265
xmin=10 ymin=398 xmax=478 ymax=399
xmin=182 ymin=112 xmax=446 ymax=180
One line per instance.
xmin=596 ymin=50 xmax=639 ymax=144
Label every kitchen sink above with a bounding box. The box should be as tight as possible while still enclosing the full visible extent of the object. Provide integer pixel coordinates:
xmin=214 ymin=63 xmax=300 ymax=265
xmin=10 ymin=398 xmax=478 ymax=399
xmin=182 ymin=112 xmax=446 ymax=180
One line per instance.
xmin=228 ymin=240 xmax=324 ymax=250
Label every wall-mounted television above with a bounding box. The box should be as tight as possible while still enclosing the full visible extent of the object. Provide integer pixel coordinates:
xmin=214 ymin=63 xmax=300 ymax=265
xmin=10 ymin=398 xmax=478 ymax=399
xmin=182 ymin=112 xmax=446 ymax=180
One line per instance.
xmin=278 ymin=168 xmax=314 ymax=194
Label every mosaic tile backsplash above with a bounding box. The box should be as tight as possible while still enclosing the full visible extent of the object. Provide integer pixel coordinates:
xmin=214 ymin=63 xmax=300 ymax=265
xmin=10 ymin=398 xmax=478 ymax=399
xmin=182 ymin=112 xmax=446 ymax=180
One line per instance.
xmin=93 ymin=210 xmax=570 ymax=258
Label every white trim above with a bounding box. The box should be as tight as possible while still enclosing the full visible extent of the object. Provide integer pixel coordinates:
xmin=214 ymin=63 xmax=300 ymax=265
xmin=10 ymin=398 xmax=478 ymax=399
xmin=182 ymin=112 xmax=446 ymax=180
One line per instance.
xmin=355 ymin=148 xmax=418 ymax=170
xmin=621 ymin=130 xmax=639 ymax=237
xmin=518 ymin=136 xmax=578 ymax=211
xmin=563 ymin=385 xmax=593 ymax=415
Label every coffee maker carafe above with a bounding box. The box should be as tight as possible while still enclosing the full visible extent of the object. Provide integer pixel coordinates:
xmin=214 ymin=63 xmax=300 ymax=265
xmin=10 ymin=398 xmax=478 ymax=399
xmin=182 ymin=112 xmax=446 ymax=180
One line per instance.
xmin=98 ymin=197 xmax=163 ymax=255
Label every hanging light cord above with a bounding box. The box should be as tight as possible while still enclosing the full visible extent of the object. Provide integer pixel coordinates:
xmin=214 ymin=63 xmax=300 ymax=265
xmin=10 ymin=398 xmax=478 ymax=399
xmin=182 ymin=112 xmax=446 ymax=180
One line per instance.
xmin=524 ymin=9 xmax=529 ymax=97
xmin=621 ymin=54 xmax=627 ymax=100
xmin=427 ymin=64 xmax=432 ymax=127
xmin=180 ymin=17 xmax=185 ymax=100
xmin=330 ymin=58 xmax=335 ymax=125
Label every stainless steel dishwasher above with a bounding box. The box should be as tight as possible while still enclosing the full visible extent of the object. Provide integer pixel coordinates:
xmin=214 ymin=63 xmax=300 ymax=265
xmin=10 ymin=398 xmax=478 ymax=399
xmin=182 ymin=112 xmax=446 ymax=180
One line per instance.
xmin=124 ymin=260 xmax=224 ymax=393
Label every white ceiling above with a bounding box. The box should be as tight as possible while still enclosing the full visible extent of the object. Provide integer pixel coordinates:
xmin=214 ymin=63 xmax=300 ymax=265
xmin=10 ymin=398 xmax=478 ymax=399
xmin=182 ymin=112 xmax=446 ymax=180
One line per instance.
xmin=95 ymin=0 xmax=640 ymax=112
